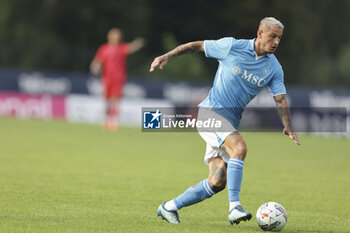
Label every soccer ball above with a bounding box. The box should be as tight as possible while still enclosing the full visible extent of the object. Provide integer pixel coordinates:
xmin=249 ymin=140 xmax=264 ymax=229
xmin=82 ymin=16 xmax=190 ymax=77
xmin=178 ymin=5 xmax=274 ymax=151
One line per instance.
xmin=256 ymin=202 xmax=287 ymax=231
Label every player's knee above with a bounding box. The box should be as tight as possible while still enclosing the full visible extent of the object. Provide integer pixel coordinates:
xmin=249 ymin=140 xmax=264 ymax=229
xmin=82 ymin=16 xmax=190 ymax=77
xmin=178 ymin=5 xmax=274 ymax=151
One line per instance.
xmin=235 ymin=144 xmax=247 ymax=159
xmin=223 ymin=134 xmax=248 ymax=160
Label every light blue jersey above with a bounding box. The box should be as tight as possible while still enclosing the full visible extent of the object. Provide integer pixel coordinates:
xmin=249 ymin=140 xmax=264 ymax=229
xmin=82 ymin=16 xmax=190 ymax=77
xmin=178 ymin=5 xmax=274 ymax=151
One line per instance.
xmin=199 ymin=37 xmax=286 ymax=129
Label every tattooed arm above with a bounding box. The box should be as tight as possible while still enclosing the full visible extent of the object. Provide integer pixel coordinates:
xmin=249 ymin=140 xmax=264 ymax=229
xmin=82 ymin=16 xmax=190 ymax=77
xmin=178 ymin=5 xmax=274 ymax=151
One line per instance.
xmin=149 ymin=41 xmax=204 ymax=72
xmin=274 ymin=94 xmax=301 ymax=145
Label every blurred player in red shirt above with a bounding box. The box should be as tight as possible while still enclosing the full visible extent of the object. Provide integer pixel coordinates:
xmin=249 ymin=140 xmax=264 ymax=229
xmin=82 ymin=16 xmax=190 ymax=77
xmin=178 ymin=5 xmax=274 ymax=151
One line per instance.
xmin=90 ymin=28 xmax=144 ymax=130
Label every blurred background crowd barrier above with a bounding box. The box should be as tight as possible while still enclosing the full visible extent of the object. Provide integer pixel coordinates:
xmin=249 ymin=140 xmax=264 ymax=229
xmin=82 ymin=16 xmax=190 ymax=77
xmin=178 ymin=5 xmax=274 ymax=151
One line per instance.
xmin=1 ymin=0 xmax=350 ymax=137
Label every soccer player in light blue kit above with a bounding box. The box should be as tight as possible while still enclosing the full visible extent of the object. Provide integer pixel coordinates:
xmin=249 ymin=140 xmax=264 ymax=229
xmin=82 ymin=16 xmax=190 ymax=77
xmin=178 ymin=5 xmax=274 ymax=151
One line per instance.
xmin=149 ymin=17 xmax=300 ymax=225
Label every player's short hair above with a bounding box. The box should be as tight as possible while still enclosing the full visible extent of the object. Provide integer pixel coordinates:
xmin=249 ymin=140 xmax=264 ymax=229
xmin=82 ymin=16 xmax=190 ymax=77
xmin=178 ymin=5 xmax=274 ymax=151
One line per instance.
xmin=259 ymin=17 xmax=284 ymax=30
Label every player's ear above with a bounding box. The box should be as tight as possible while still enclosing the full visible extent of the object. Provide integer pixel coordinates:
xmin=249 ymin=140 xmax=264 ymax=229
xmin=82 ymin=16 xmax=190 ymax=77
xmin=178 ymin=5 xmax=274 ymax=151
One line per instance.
xmin=257 ymin=29 xmax=263 ymax=39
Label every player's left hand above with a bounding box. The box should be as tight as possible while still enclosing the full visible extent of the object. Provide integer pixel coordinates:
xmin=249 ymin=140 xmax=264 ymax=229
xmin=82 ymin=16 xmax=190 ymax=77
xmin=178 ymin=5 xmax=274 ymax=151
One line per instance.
xmin=283 ymin=127 xmax=300 ymax=145
xmin=150 ymin=55 xmax=169 ymax=72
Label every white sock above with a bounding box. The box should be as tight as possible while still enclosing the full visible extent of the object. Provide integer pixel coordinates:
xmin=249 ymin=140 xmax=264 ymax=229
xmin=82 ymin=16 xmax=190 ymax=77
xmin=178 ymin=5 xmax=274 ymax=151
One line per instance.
xmin=229 ymin=201 xmax=241 ymax=211
xmin=164 ymin=200 xmax=178 ymax=211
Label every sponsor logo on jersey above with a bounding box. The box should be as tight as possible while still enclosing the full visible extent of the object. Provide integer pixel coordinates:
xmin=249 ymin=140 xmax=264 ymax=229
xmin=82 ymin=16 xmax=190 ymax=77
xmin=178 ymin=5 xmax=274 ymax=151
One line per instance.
xmin=241 ymin=70 xmax=266 ymax=87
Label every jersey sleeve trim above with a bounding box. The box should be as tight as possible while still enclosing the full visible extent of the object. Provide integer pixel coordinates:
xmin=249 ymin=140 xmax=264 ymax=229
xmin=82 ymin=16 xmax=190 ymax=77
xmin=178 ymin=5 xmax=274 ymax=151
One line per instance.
xmin=204 ymin=40 xmax=209 ymax=58
xmin=271 ymin=92 xmax=287 ymax=96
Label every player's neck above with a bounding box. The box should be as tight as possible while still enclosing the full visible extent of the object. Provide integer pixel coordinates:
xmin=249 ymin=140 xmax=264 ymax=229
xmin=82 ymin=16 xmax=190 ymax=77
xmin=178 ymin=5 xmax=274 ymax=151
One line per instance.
xmin=108 ymin=42 xmax=121 ymax=47
xmin=254 ymin=39 xmax=267 ymax=56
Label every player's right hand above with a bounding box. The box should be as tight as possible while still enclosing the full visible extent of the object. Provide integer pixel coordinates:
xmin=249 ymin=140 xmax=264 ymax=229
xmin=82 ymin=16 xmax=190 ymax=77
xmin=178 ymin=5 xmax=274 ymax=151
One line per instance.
xmin=283 ymin=127 xmax=301 ymax=146
xmin=149 ymin=55 xmax=169 ymax=72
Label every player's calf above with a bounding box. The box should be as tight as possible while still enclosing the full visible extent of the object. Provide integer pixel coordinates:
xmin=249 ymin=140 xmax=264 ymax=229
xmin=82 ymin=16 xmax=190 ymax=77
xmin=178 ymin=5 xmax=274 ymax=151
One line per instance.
xmin=208 ymin=157 xmax=227 ymax=193
xmin=208 ymin=177 xmax=226 ymax=193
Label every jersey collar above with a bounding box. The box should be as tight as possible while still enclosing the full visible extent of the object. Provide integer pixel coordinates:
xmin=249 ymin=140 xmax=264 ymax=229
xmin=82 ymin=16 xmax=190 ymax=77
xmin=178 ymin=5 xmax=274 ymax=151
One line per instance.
xmin=249 ymin=39 xmax=271 ymax=58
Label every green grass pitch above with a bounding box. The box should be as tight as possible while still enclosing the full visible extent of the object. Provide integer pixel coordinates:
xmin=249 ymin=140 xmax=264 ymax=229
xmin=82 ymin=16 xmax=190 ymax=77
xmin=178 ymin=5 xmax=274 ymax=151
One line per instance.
xmin=0 ymin=118 xmax=349 ymax=233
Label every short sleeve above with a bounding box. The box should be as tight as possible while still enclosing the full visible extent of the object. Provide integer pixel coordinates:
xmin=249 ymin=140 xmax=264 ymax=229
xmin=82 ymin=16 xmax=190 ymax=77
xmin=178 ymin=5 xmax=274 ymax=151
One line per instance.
xmin=268 ymin=66 xmax=286 ymax=96
xmin=95 ymin=46 xmax=105 ymax=62
xmin=120 ymin=43 xmax=130 ymax=56
xmin=204 ymin=37 xmax=234 ymax=60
